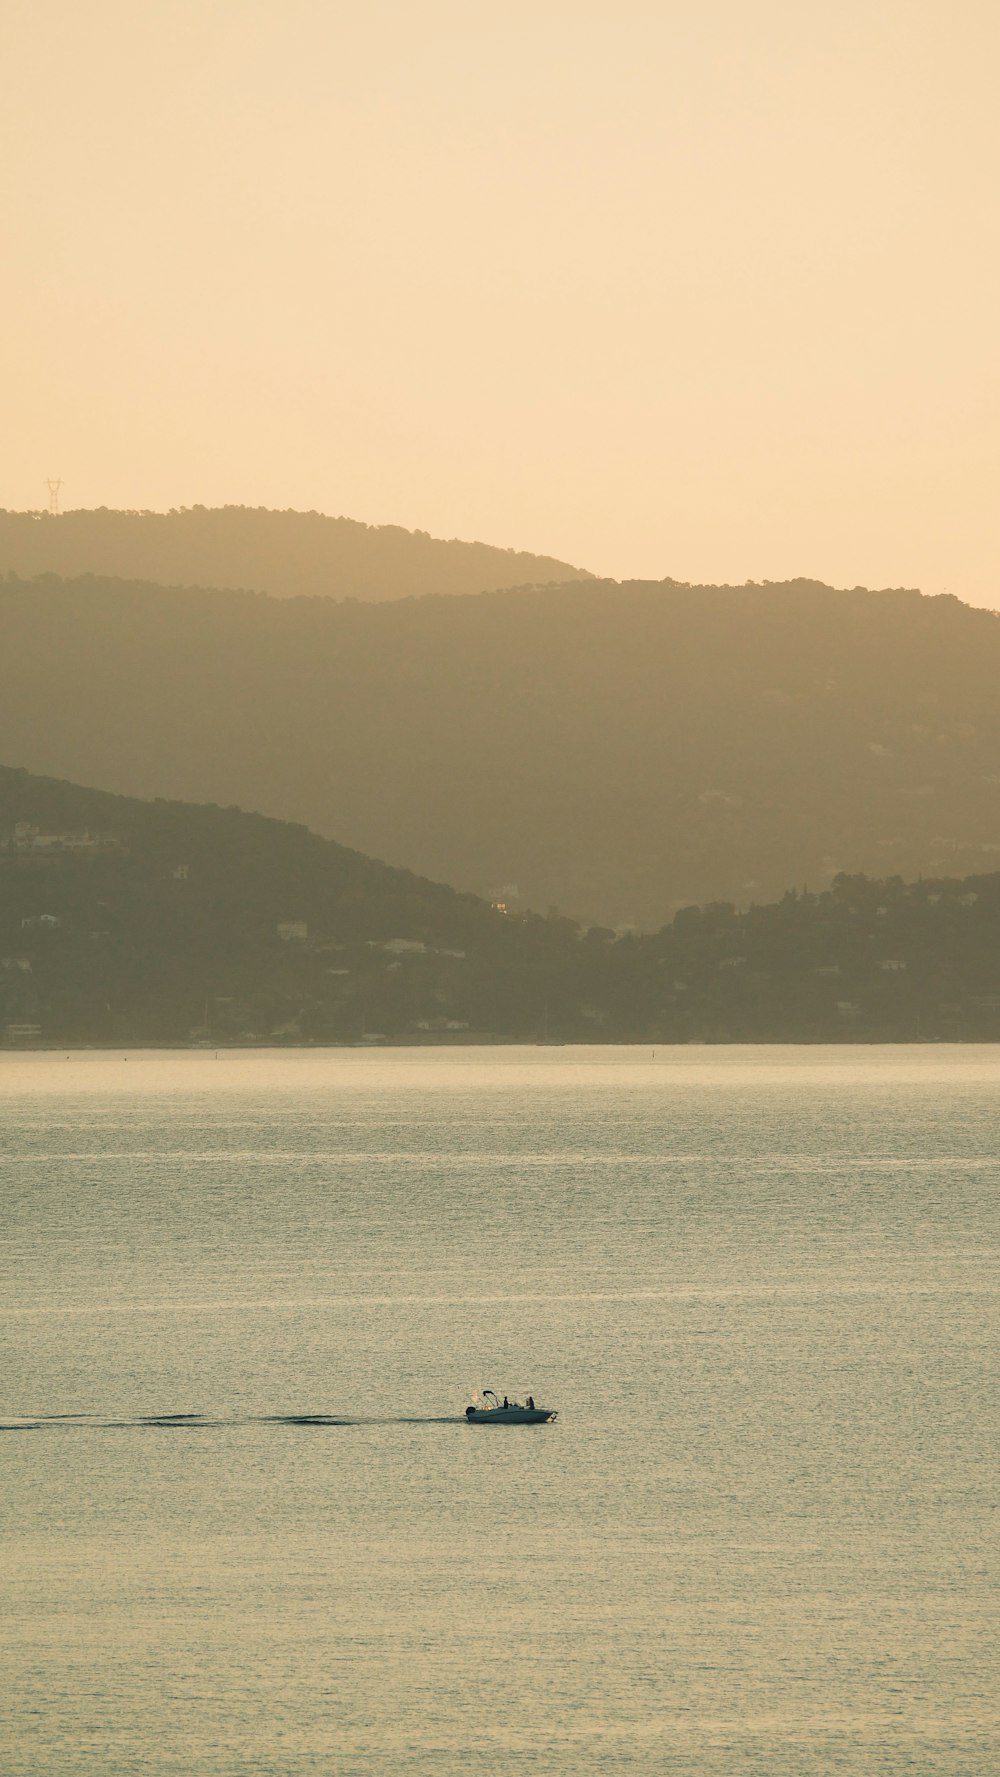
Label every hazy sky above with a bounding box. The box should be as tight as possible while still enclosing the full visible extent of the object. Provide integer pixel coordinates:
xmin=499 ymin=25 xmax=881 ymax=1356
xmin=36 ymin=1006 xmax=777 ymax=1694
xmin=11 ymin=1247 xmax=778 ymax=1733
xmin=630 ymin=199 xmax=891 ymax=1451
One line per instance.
xmin=3 ymin=1 xmax=998 ymax=602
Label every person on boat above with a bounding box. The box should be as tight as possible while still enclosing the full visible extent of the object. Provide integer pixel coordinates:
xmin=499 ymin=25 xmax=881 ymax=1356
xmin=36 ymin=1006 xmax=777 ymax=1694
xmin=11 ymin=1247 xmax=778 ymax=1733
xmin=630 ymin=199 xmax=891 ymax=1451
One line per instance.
xmin=502 ymin=1396 xmax=509 ymax=1409
xmin=527 ymin=1396 xmax=535 ymax=1411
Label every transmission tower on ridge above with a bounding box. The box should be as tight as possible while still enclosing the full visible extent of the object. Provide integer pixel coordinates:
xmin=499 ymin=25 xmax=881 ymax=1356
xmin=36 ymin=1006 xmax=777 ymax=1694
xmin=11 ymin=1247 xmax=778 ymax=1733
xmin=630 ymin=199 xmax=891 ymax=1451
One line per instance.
xmin=45 ymin=478 xmax=63 ymax=516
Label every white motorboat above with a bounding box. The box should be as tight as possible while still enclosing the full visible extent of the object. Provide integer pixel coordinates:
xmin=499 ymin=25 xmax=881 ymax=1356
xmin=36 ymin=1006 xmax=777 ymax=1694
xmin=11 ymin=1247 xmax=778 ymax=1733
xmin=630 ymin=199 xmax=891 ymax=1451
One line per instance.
xmin=464 ymin=1389 xmax=556 ymax=1424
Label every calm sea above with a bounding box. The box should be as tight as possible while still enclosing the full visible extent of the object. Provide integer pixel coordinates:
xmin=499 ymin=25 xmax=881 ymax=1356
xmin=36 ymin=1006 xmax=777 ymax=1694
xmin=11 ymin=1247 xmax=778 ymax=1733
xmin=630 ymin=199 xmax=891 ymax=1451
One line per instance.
xmin=1 ymin=1046 xmax=997 ymax=1775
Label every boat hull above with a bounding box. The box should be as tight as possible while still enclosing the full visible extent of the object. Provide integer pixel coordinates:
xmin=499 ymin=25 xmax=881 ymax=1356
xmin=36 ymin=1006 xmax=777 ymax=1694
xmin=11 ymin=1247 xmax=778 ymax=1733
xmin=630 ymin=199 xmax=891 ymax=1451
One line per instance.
xmin=465 ymin=1407 xmax=556 ymax=1424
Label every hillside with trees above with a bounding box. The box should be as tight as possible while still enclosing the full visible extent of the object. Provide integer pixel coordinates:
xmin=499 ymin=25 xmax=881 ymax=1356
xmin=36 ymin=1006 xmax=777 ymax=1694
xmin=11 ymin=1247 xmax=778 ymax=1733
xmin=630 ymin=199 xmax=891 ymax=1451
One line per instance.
xmin=3 ymin=574 xmax=1000 ymax=928
xmin=0 ymin=506 xmax=592 ymax=602
xmin=0 ymin=765 xmax=573 ymax=1045
xmin=3 ymin=768 xmax=1000 ymax=1047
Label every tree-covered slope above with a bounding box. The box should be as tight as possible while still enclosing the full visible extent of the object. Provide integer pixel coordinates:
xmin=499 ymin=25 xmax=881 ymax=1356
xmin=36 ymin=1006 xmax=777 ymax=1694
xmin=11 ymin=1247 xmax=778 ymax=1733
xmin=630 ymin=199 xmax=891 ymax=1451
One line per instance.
xmin=3 ymin=768 xmax=1000 ymax=1047
xmin=0 ymin=765 xmax=582 ymax=1044
xmin=0 ymin=506 xmax=592 ymax=602
xmin=4 ymin=574 xmax=1000 ymax=927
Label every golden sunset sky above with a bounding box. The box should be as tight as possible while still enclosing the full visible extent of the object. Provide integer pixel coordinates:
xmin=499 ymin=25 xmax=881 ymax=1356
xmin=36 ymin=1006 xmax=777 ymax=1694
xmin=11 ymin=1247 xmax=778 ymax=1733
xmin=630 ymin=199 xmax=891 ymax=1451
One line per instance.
xmin=3 ymin=1 xmax=998 ymax=602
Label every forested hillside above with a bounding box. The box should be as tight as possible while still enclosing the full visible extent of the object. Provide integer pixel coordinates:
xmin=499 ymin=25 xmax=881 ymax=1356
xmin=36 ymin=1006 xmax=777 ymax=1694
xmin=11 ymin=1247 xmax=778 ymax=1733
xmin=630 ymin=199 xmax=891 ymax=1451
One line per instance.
xmin=4 ymin=575 xmax=1000 ymax=927
xmin=3 ymin=768 xmax=1000 ymax=1047
xmin=0 ymin=765 xmax=572 ymax=1044
xmin=0 ymin=507 xmax=592 ymax=601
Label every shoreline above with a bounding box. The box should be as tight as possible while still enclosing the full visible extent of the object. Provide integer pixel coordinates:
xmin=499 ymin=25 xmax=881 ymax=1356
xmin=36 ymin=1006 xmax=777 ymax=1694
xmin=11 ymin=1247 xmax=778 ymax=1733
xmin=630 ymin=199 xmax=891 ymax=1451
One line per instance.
xmin=3 ymin=1035 xmax=1000 ymax=1054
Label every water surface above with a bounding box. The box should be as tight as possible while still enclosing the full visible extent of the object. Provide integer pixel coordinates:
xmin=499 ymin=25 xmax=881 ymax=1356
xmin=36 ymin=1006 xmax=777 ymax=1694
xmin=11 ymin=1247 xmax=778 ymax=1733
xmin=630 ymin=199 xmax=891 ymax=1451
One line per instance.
xmin=2 ymin=1045 xmax=997 ymax=1774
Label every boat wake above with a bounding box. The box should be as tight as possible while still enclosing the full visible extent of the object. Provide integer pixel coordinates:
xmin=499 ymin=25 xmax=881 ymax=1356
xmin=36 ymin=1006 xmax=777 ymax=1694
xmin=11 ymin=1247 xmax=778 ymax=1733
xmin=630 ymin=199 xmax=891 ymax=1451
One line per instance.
xmin=0 ymin=1411 xmax=468 ymax=1431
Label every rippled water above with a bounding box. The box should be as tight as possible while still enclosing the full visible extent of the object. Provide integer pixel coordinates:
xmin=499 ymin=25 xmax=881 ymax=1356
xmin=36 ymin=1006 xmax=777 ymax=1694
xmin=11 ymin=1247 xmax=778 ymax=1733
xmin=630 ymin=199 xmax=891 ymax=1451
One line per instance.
xmin=2 ymin=1045 xmax=998 ymax=1774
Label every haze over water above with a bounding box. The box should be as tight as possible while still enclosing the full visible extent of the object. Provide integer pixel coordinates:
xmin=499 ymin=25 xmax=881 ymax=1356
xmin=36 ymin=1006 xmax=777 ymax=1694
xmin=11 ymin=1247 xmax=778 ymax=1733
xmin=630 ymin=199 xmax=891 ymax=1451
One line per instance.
xmin=2 ymin=1045 xmax=997 ymax=1775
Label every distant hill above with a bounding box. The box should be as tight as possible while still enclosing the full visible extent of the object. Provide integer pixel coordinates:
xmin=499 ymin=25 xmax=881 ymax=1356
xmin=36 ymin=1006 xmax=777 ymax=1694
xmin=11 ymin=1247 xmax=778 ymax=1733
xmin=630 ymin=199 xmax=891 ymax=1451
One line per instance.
xmin=4 ymin=573 xmax=1000 ymax=927
xmin=0 ymin=506 xmax=592 ymax=601
xmin=3 ymin=767 xmax=1000 ymax=1046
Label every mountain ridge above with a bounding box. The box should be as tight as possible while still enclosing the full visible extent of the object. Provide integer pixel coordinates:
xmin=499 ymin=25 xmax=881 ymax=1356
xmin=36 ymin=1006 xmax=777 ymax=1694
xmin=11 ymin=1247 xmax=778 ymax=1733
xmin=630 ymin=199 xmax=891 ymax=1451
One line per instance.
xmin=5 ymin=571 xmax=1000 ymax=927
xmin=0 ymin=505 xmax=593 ymax=602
